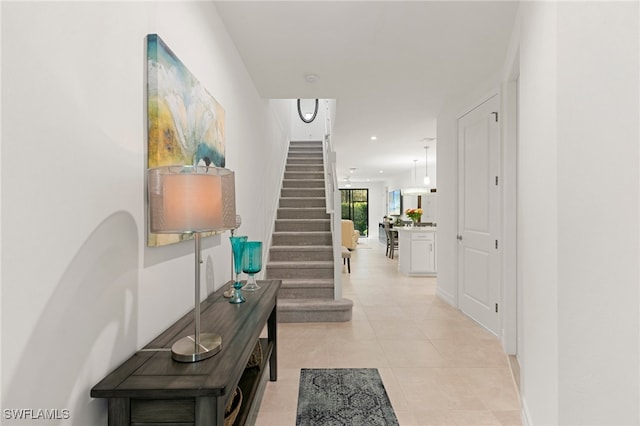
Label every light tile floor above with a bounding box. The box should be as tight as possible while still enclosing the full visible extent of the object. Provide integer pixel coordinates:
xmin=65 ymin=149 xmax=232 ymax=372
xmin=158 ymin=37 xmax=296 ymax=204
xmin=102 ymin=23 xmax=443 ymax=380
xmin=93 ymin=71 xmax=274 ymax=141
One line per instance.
xmin=256 ymin=238 xmax=522 ymax=426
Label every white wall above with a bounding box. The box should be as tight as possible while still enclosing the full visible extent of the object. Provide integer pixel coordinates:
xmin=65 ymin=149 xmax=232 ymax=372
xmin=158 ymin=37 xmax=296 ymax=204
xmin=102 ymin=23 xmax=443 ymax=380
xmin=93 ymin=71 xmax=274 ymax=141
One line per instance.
xmin=555 ymin=2 xmax=638 ymax=424
xmin=1 ymin=2 xmax=288 ymax=425
xmin=437 ymin=2 xmax=639 ymax=424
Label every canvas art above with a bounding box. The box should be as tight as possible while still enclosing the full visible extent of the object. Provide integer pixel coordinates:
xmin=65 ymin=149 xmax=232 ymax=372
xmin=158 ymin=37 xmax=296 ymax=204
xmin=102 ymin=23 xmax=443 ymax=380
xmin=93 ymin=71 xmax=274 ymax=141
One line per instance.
xmin=147 ymin=34 xmax=226 ymax=247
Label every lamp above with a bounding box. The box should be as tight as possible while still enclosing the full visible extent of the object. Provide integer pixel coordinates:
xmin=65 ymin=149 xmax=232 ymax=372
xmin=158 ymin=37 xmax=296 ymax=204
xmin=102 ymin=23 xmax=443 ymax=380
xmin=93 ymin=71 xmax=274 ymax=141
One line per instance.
xmin=148 ymin=165 xmax=236 ymax=362
xmin=402 ymin=160 xmax=429 ymax=196
xmin=423 ymin=146 xmax=431 ymax=186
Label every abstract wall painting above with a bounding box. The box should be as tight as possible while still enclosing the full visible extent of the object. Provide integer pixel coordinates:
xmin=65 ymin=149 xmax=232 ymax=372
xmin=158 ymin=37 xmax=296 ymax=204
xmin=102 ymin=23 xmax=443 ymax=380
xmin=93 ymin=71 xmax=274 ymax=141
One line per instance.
xmin=146 ymin=34 xmax=226 ymax=247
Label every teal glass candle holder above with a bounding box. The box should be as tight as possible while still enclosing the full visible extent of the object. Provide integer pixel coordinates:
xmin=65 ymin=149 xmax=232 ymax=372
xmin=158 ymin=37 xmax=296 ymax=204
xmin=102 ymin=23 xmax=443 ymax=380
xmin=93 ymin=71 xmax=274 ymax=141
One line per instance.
xmin=242 ymin=241 xmax=262 ymax=291
xmin=229 ymin=235 xmax=247 ymax=304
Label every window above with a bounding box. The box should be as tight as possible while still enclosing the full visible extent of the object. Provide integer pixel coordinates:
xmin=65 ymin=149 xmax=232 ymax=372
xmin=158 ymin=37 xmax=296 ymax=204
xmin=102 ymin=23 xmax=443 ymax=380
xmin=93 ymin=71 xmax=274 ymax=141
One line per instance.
xmin=340 ymin=189 xmax=368 ymax=237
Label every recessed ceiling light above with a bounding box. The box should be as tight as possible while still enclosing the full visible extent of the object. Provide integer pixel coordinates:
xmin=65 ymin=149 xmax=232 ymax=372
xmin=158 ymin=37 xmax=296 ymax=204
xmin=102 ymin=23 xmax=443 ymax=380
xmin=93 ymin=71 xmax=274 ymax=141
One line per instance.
xmin=379 ymin=170 xmax=384 ymax=174
xmin=370 ymin=136 xmax=377 ymax=141
xmin=304 ymin=73 xmax=319 ymax=83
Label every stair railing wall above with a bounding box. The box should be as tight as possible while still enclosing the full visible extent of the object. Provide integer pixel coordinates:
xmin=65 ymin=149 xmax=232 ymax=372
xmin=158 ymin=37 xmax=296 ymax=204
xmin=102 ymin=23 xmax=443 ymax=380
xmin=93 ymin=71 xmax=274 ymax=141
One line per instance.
xmin=261 ymin=101 xmax=293 ymax=280
xmin=322 ymin=100 xmax=343 ymax=300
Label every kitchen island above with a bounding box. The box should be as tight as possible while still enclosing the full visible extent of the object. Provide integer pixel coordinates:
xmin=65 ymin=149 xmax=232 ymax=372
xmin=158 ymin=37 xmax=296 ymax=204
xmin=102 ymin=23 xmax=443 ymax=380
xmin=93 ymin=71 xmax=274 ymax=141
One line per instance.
xmin=396 ymin=227 xmax=437 ymax=276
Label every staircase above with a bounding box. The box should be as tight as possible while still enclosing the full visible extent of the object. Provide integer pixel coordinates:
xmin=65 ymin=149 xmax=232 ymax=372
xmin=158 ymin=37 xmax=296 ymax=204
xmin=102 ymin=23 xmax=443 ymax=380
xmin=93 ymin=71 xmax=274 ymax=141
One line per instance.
xmin=266 ymin=140 xmax=353 ymax=322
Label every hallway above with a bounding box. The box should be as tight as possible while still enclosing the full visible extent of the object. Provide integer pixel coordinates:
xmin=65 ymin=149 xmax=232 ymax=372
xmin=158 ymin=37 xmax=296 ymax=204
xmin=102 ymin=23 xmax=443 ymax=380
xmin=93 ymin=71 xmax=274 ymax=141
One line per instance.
xmin=256 ymin=238 xmax=521 ymax=425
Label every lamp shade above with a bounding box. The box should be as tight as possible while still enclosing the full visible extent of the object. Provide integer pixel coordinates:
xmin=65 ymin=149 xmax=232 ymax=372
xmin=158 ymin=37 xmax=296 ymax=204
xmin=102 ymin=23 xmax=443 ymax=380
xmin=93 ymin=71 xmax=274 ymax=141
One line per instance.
xmin=148 ymin=165 xmax=235 ymax=233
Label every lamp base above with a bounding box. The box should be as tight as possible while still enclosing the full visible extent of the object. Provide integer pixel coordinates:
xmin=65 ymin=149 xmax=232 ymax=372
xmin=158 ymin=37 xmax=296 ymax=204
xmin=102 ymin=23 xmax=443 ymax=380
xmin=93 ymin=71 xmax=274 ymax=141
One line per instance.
xmin=171 ymin=333 xmax=222 ymax=363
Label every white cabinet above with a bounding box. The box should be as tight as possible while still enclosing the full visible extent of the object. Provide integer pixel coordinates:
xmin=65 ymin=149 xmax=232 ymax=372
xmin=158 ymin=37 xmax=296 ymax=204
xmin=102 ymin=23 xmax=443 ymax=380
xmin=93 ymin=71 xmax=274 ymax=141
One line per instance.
xmin=397 ymin=228 xmax=437 ymax=276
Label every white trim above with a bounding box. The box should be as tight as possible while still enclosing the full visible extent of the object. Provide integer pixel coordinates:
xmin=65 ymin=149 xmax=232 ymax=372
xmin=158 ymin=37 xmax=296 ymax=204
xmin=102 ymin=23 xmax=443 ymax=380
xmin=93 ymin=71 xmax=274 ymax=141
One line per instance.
xmin=436 ymin=286 xmax=456 ymax=308
xmin=521 ymin=397 xmax=533 ymax=426
xmin=456 ymin=89 xmax=500 ymax=121
xmin=502 ymin=75 xmax=519 ymax=355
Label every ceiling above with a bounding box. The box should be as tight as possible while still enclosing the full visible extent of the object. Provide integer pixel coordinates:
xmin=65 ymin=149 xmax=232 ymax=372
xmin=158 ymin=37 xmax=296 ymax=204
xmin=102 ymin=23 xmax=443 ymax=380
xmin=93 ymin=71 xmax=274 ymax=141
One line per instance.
xmin=214 ymin=1 xmax=519 ymax=183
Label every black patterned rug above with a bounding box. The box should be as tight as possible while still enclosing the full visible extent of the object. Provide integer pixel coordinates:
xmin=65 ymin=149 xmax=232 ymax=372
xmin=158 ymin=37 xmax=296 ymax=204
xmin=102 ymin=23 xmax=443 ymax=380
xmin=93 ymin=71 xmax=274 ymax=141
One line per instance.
xmin=296 ymin=368 xmax=399 ymax=426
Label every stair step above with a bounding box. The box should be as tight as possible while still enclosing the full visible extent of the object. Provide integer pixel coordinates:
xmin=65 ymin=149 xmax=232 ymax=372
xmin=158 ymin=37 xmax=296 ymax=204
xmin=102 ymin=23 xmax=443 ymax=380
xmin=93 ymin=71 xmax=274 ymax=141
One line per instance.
xmin=275 ymin=219 xmax=331 ymax=232
xmin=285 ymin=164 xmax=324 ymax=172
xmin=269 ymin=245 xmax=333 ymax=261
xmin=277 ymin=208 xmax=329 ymax=219
xmin=284 ymin=171 xmax=324 ymax=180
xmin=282 ymin=179 xmax=325 ymax=189
xmin=272 ymin=231 xmax=332 ymax=246
xmin=280 ymin=197 xmax=326 ymax=208
xmin=289 ymin=140 xmax=322 ymax=147
xmin=287 ymin=153 xmax=324 ymax=162
xmin=267 ymin=261 xmax=334 ymax=279
xmin=277 ymin=298 xmax=353 ymax=323
xmin=287 ymin=158 xmax=324 ymax=165
xmin=281 ymin=188 xmax=326 ymax=198
xmin=278 ymin=279 xmax=334 ymax=299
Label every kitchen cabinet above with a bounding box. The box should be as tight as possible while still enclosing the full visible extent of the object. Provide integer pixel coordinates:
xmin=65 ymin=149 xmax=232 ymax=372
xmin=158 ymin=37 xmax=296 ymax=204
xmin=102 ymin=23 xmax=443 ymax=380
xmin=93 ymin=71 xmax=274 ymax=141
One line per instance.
xmin=396 ymin=228 xmax=437 ymax=276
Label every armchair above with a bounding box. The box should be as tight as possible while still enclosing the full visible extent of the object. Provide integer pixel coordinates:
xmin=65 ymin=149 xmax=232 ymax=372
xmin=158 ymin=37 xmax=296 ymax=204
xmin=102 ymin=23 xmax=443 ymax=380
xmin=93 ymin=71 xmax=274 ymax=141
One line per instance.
xmin=341 ymin=219 xmax=359 ymax=249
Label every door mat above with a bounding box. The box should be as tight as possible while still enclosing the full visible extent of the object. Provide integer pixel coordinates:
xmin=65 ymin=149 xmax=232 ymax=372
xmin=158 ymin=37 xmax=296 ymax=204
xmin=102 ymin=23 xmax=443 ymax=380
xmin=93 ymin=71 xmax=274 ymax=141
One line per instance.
xmin=296 ymin=368 xmax=399 ymax=426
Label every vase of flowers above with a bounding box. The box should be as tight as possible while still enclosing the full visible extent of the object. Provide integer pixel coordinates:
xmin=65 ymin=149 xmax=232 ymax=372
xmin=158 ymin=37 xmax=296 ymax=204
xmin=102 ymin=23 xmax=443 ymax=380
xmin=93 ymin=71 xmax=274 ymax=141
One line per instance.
xmin=405 ymin=208 xmax=423 ymax=226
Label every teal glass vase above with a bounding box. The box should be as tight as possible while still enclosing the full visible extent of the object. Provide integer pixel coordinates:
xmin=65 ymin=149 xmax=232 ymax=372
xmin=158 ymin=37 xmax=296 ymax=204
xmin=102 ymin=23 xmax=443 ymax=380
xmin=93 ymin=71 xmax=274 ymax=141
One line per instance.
xmin=229 ymin=236 xmax=247 ymax=304
xmin=242 ymin=241 xmax=262 ymax=291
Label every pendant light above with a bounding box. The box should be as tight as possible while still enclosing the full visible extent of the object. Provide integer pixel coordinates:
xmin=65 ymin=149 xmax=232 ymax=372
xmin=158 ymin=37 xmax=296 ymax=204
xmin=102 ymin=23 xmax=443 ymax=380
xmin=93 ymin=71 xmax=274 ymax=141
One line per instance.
xmin=423 ymin=146 xmax=431 ymax=186
xmin=402 ymin=159 xmax=429 ymax=196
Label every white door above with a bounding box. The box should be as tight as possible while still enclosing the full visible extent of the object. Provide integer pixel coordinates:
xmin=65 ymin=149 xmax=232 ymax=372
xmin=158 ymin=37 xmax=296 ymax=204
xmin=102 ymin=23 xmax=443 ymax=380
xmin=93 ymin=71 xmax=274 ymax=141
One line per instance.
xmin=457 ymin=94 xmax=501 ymax=334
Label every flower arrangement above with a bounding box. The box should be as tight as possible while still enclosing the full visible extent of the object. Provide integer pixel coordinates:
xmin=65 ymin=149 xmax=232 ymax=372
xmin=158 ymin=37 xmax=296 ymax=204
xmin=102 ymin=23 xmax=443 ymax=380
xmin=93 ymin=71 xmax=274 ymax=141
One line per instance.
xmin=405 ymin=208 xmax=423 ymax=223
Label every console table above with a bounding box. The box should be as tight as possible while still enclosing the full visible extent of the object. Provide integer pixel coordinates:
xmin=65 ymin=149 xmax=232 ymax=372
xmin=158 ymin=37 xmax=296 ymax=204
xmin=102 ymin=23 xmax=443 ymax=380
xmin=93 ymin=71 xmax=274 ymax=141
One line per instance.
xmin=91 ymin=279 xmax=280 ymax=426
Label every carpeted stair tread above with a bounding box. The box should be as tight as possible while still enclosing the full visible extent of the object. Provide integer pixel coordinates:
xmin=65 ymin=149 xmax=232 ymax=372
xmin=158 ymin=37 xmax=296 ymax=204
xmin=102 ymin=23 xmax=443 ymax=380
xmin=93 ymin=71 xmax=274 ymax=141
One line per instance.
xmin=267 ymin=261 xmax=334 ymax=268
xmin=278 ymin=298 xmax=353 ymax=310
xmin=280 ymin=278 xmax=334 ymax=288
xmin=270 ymin=245 xmax=332 ymax=251
xmin=272 ymin=230 xmax=331 ymax=235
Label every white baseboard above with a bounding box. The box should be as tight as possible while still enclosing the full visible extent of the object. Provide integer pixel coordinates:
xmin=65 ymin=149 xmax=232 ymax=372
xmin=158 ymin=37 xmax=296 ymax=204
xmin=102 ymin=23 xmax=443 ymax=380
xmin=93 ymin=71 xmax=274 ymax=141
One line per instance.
xmin=436 ymin=286 xmax=456 ymax=307
xmin=521 ymin=397 xmax=533 ymax=426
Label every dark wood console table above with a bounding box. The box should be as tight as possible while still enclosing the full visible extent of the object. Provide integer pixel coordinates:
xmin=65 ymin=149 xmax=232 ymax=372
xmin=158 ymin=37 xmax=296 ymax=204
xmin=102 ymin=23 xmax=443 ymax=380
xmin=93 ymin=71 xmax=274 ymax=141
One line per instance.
xmin=91 ymin=279 xmax=280 ymax=426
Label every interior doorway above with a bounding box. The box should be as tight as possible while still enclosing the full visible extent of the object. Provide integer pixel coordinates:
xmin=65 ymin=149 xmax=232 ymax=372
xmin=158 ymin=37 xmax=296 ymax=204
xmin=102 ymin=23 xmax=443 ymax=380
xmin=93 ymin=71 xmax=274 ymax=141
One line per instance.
xmin=340 ymin=189 xmax=369 ymax=238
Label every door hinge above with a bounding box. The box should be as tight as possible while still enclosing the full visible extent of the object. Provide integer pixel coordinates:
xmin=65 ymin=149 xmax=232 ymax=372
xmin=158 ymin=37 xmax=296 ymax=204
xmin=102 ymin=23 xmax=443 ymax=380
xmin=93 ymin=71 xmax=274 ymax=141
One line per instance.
xmin=495 ymin=240 xmax=498 ymax=249
xmin=491 ymin=111 xmax=499 ymax=122
xmin=495 ymin=303 xmax=499 ymax=313
xmin=495 ymin=176 xmax=499 ymax=186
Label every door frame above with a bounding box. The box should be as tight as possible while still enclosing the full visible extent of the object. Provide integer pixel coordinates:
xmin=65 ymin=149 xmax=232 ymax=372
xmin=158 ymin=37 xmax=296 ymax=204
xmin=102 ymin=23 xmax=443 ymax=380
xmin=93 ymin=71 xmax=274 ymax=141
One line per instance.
xmin=454 ymin=85 xmax=519 ymax=356
xmin=502 ymin=51 xmax=520 ymax=356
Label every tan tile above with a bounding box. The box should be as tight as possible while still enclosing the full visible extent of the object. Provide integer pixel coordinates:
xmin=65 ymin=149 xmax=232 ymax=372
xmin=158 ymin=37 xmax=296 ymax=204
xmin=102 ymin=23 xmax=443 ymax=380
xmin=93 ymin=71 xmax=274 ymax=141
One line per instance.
xmin=325 ymin=339 xmax=390 ymax=368
xmin=254 ymin=408 xmax=297 ymax=426
xmin=410 ymin=409 xmax=460 ymax=425
xmin=369 ymin=319 xmax=429 ymax=340
xmin=449 ymin=410 xmax=503 ymax=425
xmin=420 ymin=319 xmax=497 ymax=342
xmin=492 ymin=410 xmax=523 ymax=426
xmin=379 ymin=339 xmax=448 ymax=368
xmin=257 ymin=239 xmax=520 ymax=424
xmin=277 ymin=322 xmax=329 ymax=340
xmin=278 ymin=338 xmax=329 ymax=369
xmin=328 ymin=319 xmax=377 ymax=341
xmin=363 ymin=305 xmax=412 ymax=322
xmin=430 ymin=339 xmax=509 ymax=368
xmin=444 ymin=369 xmax=520 ymax=411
